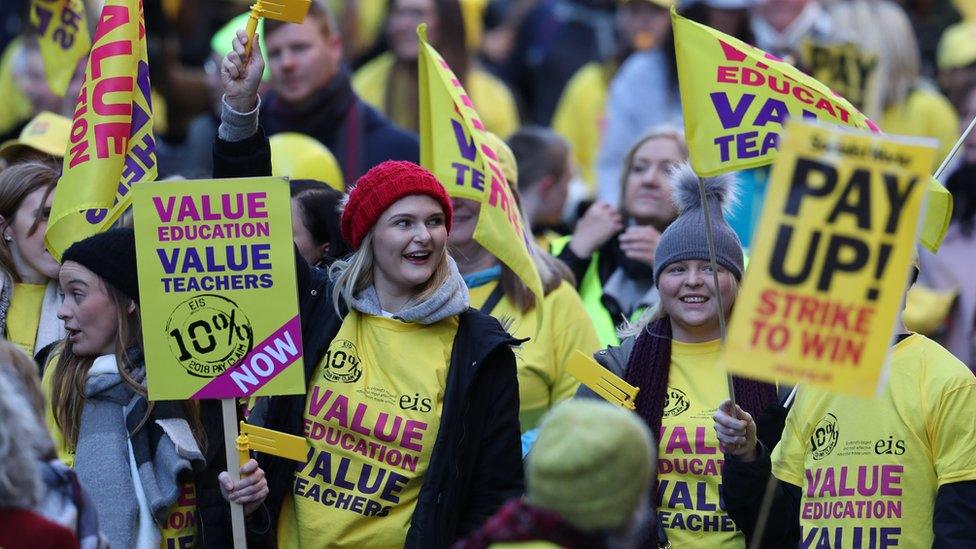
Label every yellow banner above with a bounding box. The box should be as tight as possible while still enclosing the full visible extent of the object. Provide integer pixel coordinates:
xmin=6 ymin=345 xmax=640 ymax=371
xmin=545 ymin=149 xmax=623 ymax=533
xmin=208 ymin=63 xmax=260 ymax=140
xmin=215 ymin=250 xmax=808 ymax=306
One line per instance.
xmin=30 ymin=0 xmax=91 ymax=96
xmin=723 ymin=120 xmax=936 ymax=397
xmin=132 ymin=177 xmax=305 ymax=401
xmin=672 ymin=9 xmax=879 ymax=177
xmin=417 ymin=25 xmax=543 ymax=302
xmin=46 ymin=0 xmax=157 ymax=261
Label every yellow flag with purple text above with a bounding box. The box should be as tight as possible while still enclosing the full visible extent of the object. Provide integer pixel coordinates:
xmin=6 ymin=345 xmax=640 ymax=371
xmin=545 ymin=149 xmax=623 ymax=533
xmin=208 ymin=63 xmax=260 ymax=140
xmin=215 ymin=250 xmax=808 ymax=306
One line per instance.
xmin=673 ymin=9 xmax=880 ymax=177
xmin=673 ymin=8 xmax=951 ymax=252
xmin=30 ymin=0 xmax=91 ymax=96
xmin=46 ymin=0 xmax=157 ymax=260
xmin=417 ymin=25 xmax=543 ymax=303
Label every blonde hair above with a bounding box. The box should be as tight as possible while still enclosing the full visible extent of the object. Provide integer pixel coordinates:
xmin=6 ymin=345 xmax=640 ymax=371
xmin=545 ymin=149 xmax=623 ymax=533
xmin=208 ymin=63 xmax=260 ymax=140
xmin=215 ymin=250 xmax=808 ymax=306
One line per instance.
xmin=618 ymin=126 xmax=689 ymax=216
xmin=0 ymin=369 xmax=45 ymax=508
xmin=329 ymin=231 xmax=452 ymax=315
xmin=828 ymin=0 xmax=920 ymax=119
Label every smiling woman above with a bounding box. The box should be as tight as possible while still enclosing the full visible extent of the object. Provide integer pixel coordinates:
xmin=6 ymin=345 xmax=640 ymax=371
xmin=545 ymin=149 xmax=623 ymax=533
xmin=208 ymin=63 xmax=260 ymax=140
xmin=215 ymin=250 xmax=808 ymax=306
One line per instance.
xmin=578 ymin=162 xmax=779 ymax=549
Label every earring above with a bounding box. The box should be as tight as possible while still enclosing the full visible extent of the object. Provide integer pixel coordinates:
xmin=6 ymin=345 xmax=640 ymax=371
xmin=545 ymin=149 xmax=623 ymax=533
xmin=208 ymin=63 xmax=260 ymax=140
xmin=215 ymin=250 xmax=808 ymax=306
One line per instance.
xmin=3 ymin=235 xmax=10 ymax=242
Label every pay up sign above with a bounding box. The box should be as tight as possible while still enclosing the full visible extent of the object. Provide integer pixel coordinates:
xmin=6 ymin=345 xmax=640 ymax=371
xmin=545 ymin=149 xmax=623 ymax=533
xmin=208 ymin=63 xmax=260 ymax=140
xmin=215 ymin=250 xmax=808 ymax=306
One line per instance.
xmin=133 ymin=177 xmax=305 ymax=400
xmin=723 ymin=120 xmax=935 ymax=396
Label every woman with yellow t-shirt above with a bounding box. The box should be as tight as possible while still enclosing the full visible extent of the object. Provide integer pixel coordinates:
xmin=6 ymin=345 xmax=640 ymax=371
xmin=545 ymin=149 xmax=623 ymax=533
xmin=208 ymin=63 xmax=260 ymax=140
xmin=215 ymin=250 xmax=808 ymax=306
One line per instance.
xmin=448 ymin=138 xmax=600 ymax=433
xmin=217 ymin=31 xmax=523 ymax=547
xmin=580 ymin=163 xmax=778 ymax=548
xmin=352 ymin=0 xmax=520 ymax=137
xmin=0 ymin=162 xmax=64 ymax=361
xmin=43 ymin=229 xmax=266 ymax=548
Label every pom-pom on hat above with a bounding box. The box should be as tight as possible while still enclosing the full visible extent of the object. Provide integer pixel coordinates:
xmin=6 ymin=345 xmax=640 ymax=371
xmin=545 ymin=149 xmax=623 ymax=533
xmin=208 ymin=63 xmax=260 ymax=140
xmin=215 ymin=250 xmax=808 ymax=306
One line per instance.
xmin=653 ymin=162 xmax=744 ymax=283
xmin=340 ymin=161 xmax=453 ymax=250
xmin=62 ymin=228 xmax=140 ymax=304
xmin=526 ymin=400 xmax=655 ymax=531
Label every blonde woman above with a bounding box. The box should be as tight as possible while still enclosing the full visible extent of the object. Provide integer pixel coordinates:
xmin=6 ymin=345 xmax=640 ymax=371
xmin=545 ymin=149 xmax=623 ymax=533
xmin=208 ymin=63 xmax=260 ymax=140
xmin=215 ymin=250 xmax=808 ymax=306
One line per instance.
xmin=553 ymin=127 xmax=688 ymax=346
xmin=219 ymin=29 xmax=523 ymax=547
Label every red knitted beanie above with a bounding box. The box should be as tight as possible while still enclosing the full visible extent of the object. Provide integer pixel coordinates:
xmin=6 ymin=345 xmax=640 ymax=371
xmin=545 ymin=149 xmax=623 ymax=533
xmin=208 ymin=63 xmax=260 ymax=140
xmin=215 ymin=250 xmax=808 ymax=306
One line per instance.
xmin=340 ymin=161 xmax=453 ymax=250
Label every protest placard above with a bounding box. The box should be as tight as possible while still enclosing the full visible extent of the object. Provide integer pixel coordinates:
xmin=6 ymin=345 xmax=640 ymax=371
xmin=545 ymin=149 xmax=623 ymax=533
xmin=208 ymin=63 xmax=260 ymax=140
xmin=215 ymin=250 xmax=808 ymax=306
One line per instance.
xmin=797 ymin=40 xmax=878 ymax=113
xmin=133 ymin=177 xmax=305 ymax=401
xmin=723 ymin=119 xmax=936 ymax=396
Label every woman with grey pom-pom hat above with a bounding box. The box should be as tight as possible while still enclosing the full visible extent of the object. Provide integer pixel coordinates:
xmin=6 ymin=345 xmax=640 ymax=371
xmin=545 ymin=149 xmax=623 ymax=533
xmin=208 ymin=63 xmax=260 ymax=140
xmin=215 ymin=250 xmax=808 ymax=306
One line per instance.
xmin=578 ymin=162 xmax=779 ymax=549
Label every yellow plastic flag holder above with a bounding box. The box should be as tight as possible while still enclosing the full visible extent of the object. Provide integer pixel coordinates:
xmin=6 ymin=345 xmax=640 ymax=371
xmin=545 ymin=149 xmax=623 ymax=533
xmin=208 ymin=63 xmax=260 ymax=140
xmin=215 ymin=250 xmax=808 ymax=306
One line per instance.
xmin=244 ymin=0 xmax=312 ymax=55
xmin=567 ymin=350 xmax=640 ymax=410
xmin=236 ymin=421 xmax=309 ymax=465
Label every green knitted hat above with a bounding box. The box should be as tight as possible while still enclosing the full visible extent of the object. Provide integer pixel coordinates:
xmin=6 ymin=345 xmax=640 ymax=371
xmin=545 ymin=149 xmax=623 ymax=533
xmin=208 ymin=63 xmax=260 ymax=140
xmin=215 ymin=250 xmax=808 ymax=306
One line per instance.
xmin=526 ymin=400 xmax=656 ymax=531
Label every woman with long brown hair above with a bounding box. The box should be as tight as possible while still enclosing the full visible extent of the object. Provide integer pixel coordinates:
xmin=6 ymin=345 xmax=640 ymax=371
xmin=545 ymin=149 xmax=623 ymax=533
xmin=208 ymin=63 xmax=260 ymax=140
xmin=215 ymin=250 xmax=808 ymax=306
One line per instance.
xmin=0 ymin=161 xmax=64 ymax=360
xmin=44 ymin=229 xmax=267 ymax=548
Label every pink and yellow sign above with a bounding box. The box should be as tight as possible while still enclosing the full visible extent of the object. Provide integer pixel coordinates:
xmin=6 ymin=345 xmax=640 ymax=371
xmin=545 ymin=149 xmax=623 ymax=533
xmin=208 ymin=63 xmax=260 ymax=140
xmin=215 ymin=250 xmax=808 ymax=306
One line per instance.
xmin=417 ymin=24 xmax=543 ymax=303
xmin=46 ymin=0 xmax=156 ymax=260
xmin=133 ymin=177 xmax=305 ymax=401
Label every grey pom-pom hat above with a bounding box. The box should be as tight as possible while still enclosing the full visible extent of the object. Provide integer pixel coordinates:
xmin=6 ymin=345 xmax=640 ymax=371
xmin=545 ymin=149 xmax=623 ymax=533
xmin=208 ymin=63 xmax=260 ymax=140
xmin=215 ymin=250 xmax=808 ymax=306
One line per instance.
xmin=652 ymin=162 xmax=744 ymax=284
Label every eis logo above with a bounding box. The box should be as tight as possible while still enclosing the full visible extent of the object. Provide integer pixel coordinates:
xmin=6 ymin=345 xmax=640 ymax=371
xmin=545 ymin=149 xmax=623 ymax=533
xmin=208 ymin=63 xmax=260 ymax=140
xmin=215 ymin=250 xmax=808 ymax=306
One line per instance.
xmin=399 ymin=393 xmax=433 ymax=413
xmin=322 ymin=340 xmax=362 ymax=383
xmin=875 ymin=435 xmax=906 ymax=456
xmin=810 ymin=413 xmax=839 ymax=460
xmin=663 ymin=388 xmax=690 ymax=417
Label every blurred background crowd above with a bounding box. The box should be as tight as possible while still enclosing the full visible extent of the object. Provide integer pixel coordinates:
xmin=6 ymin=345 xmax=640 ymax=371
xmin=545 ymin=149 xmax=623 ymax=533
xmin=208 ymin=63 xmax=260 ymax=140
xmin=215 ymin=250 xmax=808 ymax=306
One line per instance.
xmin=0 ymin=0 xmax=974 ymax=369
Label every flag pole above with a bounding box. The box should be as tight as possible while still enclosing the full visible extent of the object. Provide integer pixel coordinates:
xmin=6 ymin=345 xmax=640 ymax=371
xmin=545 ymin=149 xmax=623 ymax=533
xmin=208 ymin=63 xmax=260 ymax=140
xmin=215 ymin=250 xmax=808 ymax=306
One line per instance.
xmin=697 ymin=177 xmax=736 ymax=408
xmin=934 ymin=113 xmax=976 ymax=180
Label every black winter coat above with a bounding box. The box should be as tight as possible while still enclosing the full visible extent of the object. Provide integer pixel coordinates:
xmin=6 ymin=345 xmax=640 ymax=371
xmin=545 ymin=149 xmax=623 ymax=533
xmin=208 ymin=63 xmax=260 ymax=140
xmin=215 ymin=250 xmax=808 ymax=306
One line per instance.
xmin=213 ymin=130 xmax=525 ymax=548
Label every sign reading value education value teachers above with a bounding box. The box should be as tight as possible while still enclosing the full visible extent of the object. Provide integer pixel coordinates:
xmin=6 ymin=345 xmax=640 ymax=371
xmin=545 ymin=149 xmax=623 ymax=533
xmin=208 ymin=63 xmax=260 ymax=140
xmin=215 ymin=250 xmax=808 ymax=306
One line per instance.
xmin=723 ymin=120 xmax=935 ymax=397
xmin=133 ymin=177 xmax=305 ymax=401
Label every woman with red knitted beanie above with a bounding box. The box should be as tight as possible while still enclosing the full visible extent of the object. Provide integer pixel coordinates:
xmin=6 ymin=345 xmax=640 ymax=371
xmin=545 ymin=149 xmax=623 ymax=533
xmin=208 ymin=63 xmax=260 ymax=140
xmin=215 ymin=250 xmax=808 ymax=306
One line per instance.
xmin=248 ymin=159 xmax=524 ymax=548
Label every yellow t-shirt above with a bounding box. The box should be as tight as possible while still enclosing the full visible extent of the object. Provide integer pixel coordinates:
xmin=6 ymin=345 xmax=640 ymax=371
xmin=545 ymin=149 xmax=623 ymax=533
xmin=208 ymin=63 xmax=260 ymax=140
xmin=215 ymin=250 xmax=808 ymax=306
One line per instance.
xmin=352 ymin=53 xmax=520 ymax=138
xmin=880 ymin=88 xmax=959 ymax=170
xmin=7 ymin=283 xmax=47 ymax=357
xmin=657 ymin=339 xmax=745 ymax=548
xmin=277 ymin=311 xmax=456 ymax=548
xmin=551 ymin=62 xmax=611 ymax=194
xmin=771 ymin=334 xmax=976 ymax=548
xmin=469 ymin=280 xmax=599 ymax=431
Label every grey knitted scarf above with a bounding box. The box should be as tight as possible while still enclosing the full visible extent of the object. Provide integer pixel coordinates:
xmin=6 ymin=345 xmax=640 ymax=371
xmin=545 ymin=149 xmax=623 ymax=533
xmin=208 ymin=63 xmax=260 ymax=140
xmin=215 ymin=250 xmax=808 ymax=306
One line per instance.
xmin=349 ymin=256 xmax=470 ymax=324
xmin=73 ymin=351 xmax=203 ymax=548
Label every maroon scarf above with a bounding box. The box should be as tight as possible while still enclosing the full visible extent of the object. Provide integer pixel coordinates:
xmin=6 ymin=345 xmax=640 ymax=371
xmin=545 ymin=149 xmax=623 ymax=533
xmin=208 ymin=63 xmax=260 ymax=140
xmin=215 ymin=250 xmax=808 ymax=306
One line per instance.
xmin=453 ymin=499 xmax=609 ymax=549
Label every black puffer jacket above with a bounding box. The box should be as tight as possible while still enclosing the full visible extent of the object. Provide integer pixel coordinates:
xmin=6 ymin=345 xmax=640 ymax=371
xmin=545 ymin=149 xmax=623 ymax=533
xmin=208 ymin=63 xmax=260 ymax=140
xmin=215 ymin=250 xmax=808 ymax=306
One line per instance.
xmin=213 ymin=131 xmax=525 ymax=548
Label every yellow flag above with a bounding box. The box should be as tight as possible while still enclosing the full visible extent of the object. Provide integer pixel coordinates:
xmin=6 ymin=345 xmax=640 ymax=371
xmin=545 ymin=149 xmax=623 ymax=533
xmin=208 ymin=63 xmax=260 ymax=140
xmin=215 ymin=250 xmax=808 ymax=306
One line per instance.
xmin=46 ymin=0 xmax=157 ymax=260
xmin=417 ymin=25 xmax=543 ymax=303
xmin=723 ymin=119 xmax=936 ymax=397
xmin=30 ymin=0 xmax=91 ymax=97
xmin=673 ymin=9 xmax=879 ymax=177
xmin=673 ymin=9 xmax=951 ymax=252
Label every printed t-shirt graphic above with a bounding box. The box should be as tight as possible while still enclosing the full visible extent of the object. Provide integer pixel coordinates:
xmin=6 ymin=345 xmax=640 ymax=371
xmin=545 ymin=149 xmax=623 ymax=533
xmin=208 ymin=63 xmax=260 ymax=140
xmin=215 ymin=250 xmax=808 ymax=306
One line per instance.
xmin=657 ymin=339 xmax=745 ymax=548
xmin=278 ymin=311 xmax=456 ymax=548
xmin=159 ymin=481 xmax=198 ymax=548
xmin=771 ymin=334 xmax=976 ymax=548
xmin=469 ymin=280 xmax=599 ymax=431
xmin=7 ymin=283 xmax=47 ymax=355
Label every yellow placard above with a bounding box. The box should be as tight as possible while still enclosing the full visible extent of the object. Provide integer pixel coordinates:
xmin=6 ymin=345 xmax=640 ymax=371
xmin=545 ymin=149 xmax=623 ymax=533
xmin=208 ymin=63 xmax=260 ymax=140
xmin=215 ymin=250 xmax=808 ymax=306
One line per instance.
xmin=30 ymin=0 xmax=91 ymax=97
xmin=723 ymin=120 xmax=936 ymax=397
xmin=672 ymin=8 xmax=880 ymax=177
xmin=132 ymin=177 xmax=306 ymax=401
xmin=417 ymin=24 xmax=543 ymax=305
xmin=566 ymin=350 xmax=639 ymax=410
xmin=797 ymin=40 xmax=878 ymax=113
xmin=46 ymin=0 xmax=157 ymax=260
